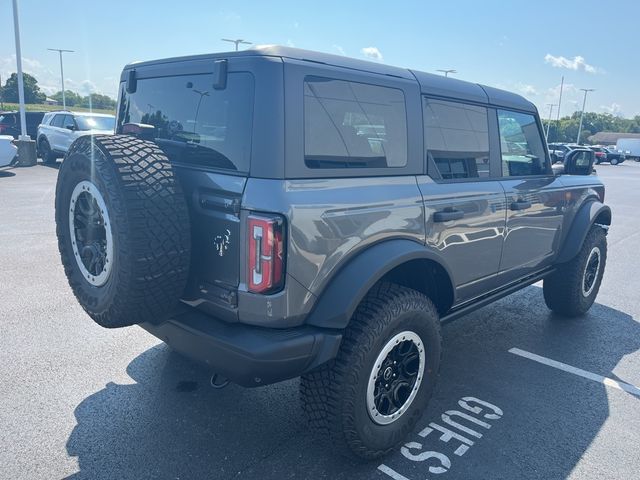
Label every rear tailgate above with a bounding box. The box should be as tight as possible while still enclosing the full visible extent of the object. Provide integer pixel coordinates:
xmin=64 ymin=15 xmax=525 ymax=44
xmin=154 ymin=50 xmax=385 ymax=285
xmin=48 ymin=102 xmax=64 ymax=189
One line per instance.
xmin=115 ymin=66 xmax=256 ymax=321
xmin=176 ymin=168 xmax=245 ymax=320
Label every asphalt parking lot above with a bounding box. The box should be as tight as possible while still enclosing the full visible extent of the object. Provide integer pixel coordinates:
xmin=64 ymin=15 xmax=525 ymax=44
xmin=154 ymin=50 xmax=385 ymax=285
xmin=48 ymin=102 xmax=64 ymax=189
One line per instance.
xmin=1 ymin=161 xmax=639 ymax=480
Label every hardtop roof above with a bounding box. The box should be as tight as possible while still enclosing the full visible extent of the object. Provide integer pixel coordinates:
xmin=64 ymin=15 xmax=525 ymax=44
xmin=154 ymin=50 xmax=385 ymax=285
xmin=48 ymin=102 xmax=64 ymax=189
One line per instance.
xmin=122 ymin=45 xmax=536 ymax=113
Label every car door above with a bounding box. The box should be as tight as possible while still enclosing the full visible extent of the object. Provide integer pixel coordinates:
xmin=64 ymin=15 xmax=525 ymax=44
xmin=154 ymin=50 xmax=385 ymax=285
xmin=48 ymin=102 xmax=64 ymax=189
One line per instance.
xmin=495 ymin=109 xmax=565 ymax=283
xmin=48 ymin=114 xmax=64 ymax=151
xmin=416 ymin=97 xmax=507 ymax=303
xmin=59 ymin=115 xmax=77 ymax=152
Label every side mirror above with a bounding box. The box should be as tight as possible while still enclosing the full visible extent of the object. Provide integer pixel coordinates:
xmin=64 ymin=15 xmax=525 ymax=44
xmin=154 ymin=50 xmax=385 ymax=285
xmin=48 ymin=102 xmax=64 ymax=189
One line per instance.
xmin=564 ymin=149 xmax=595 ymax=175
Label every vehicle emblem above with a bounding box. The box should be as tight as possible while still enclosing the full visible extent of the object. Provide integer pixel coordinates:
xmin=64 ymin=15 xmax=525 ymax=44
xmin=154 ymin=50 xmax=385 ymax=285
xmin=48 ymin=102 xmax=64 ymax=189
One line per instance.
xmin=214 ymin=229 xmax=231 ymax=257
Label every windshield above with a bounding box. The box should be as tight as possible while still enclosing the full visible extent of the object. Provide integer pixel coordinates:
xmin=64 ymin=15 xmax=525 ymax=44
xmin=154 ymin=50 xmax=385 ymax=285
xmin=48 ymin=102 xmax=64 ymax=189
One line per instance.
xmin=75 ymin=116 xmax=115 ymax=131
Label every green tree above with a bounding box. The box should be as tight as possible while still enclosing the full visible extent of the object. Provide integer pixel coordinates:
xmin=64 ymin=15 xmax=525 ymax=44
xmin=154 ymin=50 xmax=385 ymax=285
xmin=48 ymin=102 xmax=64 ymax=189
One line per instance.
xmin=1 ymin=72 xmax=46 ymax=104
xmin=548 ymin=111 xmax=640 ymax=144
xmin=79 ymin=93 xmax=116 ymax=110
xmin=51 ymin=90 xmax=82 ymax=107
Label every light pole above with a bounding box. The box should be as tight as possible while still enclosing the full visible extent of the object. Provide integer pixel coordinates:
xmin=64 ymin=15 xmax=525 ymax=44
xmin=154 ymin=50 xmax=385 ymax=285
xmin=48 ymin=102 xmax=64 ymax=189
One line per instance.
xmin=555 ymin=75 xmax=564 ymax=136
xmin=436 ymin=69 xmax=457 ymax=77
xmin=191 ymin=89 xmax=209 ymax=132
xmin=12 ymin=0 xmax=27 ymax=139
xmin=11 ymin=0 xmax=36 ymax=165
xmin=576 ymin=88 xmax=595 ymax=144
xmin=47 ymin=48 xmax=74 ymax=109
xmin=545 ymin=103 xmax=557 ymax=140
xmin=221 ymin=38 xmax=252 ymax=51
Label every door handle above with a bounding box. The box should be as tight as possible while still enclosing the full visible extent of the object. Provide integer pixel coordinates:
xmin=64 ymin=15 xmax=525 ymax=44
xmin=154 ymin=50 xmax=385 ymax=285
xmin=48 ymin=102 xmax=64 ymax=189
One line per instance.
xmin=510 ymin=200 xmax=532 ymax=211
xmin=433 ymin=208 xmax=465 ymax=222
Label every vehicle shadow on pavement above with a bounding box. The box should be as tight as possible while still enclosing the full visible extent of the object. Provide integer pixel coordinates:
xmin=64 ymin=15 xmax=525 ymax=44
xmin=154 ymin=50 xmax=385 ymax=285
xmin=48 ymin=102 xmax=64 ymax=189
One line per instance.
xmin=0 ymin=170 xmax=16 ymax=177
xmin=64 ymin=342 xmax=361 ymax=480
xmin=64 ymin=287 xmax=640 ymax=480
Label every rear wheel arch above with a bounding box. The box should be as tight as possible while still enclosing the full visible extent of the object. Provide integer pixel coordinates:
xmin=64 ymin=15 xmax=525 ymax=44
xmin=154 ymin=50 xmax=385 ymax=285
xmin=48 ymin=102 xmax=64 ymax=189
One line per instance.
xmin=305 ymin=239 xmax=455 ymax=329
xmin=556 ymin=200 xmax=611 ymax=264
xmin=378 ymin=258 xmax=454 ymax=316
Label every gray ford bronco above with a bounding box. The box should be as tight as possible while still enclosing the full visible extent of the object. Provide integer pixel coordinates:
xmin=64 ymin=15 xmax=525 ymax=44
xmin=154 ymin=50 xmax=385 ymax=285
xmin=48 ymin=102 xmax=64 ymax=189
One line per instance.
xmin=54 ymin=46 xmax=611 ymax=459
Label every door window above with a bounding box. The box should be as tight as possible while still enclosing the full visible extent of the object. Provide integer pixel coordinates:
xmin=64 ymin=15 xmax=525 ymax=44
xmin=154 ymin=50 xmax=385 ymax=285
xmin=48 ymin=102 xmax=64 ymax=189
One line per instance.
xmin=62 ymin=115 xmax=76 ymax=130
xmin=304 ymin=76 xmax=407 ymax=169
xmin=423 ymin=98 xmax=490 ymax=180
xmin=497 ymin=110 xmax=548 ymax=176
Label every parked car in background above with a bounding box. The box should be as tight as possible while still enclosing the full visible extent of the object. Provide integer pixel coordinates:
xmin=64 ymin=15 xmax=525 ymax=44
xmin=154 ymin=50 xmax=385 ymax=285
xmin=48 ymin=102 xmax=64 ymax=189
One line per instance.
xmin=589 ymin=146 xmax=625 ymax=165
xmin=548 ymin=142 xmax=579 ymax=163
xmin=0 ymin=135 xmax=18 ymax=167
xmin=616 ymin=138 xmax=640 ymax=161
xmin=37 ymin=111 xmax=115 ymax=164
xmin=0 ymin=111 xmax=46 ymax=139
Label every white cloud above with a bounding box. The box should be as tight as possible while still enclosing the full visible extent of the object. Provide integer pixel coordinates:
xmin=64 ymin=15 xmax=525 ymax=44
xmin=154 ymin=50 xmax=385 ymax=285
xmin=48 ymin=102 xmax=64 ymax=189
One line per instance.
xmin=287 ymin=39 xmax=295 ymax=48
xmin=600 ymin=103 xmax=623 ymax=116
xmin=516 ymin=83 xmax=538 ymax=96
xmin=0 ymin=54 xmax=116 ymax=99
xmin=333 ymin=45 xmax=346 ymax=56
xmin=544 ymin=54 xmax=600 ymax=73
xmin=361 ymin=46 xmax=383 ymax=61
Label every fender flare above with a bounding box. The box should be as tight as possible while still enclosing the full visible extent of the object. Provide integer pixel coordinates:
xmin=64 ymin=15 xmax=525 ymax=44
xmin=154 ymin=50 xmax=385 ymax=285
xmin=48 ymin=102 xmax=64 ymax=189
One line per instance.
xmin=556 ymin=200 xmax=611 ymax=264
xmin=305 ymin=239 xmax=454 ymax=329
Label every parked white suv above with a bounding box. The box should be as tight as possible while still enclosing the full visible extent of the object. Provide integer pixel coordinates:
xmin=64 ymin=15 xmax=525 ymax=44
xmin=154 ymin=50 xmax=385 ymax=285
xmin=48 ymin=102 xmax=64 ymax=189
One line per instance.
xmin=37 ymin=111 xmax=115 ymax=164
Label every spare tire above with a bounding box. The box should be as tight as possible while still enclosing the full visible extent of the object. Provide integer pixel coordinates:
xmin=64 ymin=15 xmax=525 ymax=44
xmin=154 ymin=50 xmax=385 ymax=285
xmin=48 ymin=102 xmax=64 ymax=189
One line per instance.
xmin=55 ymin=135 xmax=191 ymax=328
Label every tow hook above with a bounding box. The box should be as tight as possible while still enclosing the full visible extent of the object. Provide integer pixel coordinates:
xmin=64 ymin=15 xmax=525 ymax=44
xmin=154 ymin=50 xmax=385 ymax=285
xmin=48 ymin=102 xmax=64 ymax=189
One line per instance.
xmin=210 ymin=373 xmax=230 ymax=389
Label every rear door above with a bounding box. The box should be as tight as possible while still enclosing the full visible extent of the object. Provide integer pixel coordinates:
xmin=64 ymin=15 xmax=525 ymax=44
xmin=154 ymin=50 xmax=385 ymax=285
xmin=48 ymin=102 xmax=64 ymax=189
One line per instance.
xmin=496 ymin=109 xmax=565 ymax=282
xmin=115 ymin=60 xmax=256 ymax=317
xmin=417 ymin=97 xmax=507 ymax=303
xmin=60 ymin=115 xmax=77 ymax=152
xmin=48 ymin=114 xmax=65 ymax=150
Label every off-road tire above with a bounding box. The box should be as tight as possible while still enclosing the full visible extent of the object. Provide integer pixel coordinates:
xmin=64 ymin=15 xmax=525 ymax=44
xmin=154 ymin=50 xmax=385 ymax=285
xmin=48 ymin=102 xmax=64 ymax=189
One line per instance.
xmin=543 ymin=225 xmax=607 ymax=317
xmin=300 ymin=282 xmax=442 ymax=460
xmin=38 ymin=137 xmax=56 ymax=164
xmin=55 ymin=134 xmax=191 ymax=328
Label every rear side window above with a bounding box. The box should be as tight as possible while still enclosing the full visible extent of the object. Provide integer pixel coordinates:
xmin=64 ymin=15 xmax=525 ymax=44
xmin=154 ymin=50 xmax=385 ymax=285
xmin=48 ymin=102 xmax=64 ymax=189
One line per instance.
xmin=497 ymin=110 xmax=548 ymax=176
xmin=423 ymin=98 xmax=490 ymax=180
xmin=117 ymin=72 xmax=254 ymax=172
xmin=303 ymin=76 xmax=407 ymax=169
xmin=0 ymin=114 xmax=16 ymax=125
xmin=51 ymin=114 xmax=64 ymax=127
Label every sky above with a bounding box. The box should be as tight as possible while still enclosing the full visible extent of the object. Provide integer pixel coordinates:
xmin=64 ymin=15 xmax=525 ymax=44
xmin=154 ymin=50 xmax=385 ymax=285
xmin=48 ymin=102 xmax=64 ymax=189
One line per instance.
xmin=1 ymin=0 xmax=639 ymax=118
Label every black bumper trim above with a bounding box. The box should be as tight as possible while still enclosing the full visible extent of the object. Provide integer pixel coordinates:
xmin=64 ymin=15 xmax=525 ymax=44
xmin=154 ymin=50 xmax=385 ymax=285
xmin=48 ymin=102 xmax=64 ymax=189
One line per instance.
xmin=140 ymin=308 xmax=342 ymax=387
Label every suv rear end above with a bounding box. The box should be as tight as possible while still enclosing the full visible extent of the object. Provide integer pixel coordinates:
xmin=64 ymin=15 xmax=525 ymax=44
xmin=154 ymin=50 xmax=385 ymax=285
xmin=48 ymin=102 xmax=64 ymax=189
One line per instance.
xmin=111 ymin=53 xmax=346 ymax=385
xmin=0 ymin=111 xmax=45 ymax=139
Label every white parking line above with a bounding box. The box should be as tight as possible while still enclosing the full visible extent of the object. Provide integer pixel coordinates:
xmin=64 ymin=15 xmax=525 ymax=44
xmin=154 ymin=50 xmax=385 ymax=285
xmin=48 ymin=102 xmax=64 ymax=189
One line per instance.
xmin=509 ymin=347 xmax=640 ymax=397
xmin=378 ymin=464 xmax=410 ymax=480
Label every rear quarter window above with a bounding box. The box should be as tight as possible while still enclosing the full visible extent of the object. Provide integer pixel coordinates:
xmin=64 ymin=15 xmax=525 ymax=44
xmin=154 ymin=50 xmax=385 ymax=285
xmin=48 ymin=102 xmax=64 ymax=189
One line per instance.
xmin=117 ymin=72 xmax=254 ymax=173
xmin=303 ymin=76 xmax=407 ymax=169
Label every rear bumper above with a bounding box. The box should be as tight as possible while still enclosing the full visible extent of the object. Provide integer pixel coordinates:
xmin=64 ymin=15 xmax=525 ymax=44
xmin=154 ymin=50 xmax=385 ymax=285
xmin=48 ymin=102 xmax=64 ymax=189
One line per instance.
xmin=140 ymin=307 xmax=342 ymax=387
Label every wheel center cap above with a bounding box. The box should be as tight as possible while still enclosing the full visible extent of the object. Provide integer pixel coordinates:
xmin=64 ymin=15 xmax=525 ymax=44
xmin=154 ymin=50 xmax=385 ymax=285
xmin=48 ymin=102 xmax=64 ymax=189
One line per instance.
xmin=383 ymin=366 xmax=394 ymax=382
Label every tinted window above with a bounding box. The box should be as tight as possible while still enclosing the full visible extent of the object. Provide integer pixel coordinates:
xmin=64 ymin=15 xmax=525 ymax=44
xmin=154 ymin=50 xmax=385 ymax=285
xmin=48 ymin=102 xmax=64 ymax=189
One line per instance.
xmin=0 ymin=114 xmax=16 ymax=125
xmin=423 ymin=98 xmax=490 ymax=180
xmin=304 ymin=77 xmax=407 ymax=169
xmin=51 ymin=114 xmax=64 ymax=127
xmin=75 ymin=116 xmax=115 ymax=131
xmin=117 ymin=72 xmax=254 ymax=172
xmin=498 ymin=110 xmax=548 ymax=176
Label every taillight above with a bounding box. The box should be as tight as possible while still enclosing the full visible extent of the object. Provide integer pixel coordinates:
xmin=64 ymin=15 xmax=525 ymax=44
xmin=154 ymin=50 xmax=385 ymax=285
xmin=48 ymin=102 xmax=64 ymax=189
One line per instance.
xmin=247 ymin=214 xmax=285 ymax=294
